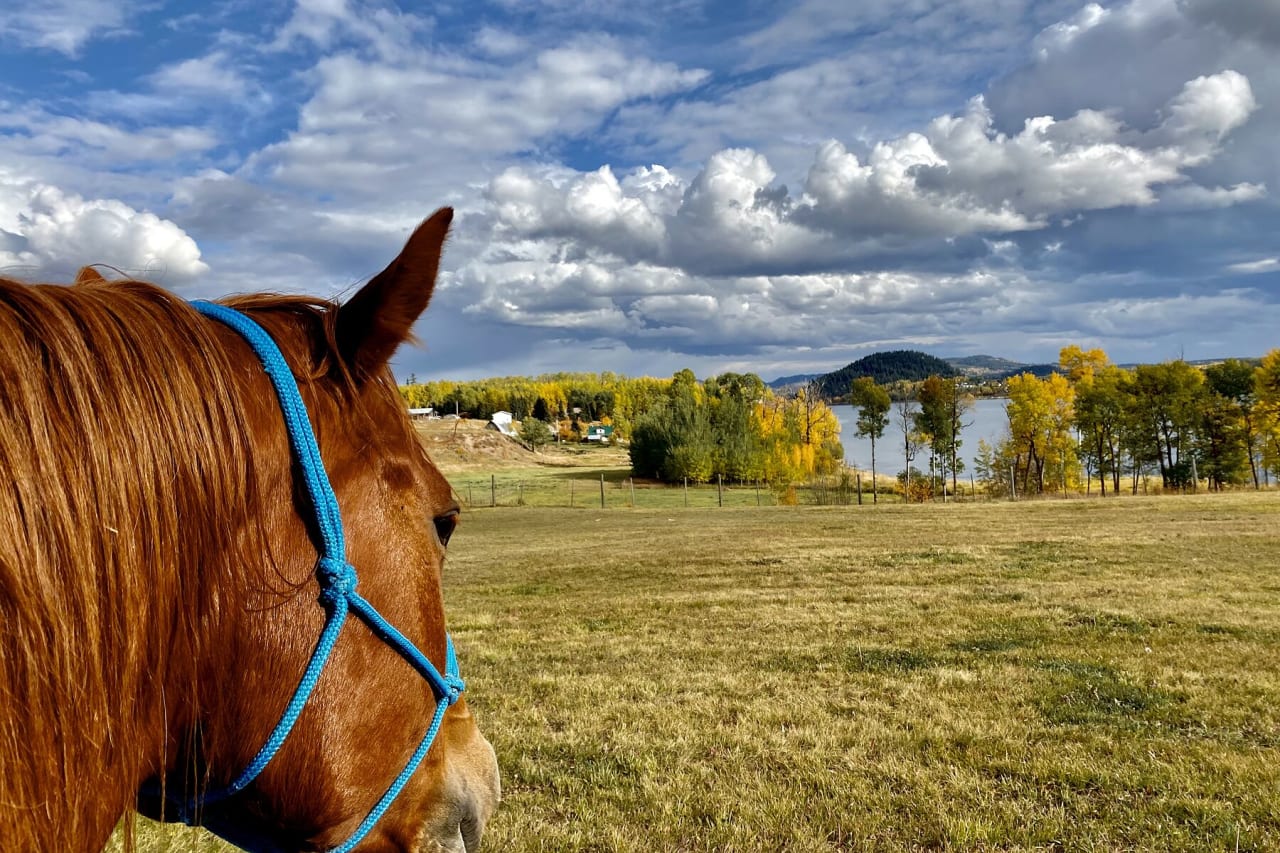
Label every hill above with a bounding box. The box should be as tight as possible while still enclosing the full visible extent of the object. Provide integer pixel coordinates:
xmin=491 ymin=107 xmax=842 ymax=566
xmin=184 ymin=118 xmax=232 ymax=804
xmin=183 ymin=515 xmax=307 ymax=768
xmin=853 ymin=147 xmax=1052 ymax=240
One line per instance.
xmin=767 ymin=372 xmax=822 ymax=392
xmin=945 ymin=355 xmax=1029 ymax=375
xmin=816 ymin=350 xmax=958 ymax=398
xmin=413 ymin=417 xmax=629 ymax=474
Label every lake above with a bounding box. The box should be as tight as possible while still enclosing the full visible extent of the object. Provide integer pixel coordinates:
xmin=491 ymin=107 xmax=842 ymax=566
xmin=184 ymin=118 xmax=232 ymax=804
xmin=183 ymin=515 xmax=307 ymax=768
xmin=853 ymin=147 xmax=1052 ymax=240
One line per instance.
xmin=833 ymin=397 xmax=1010 ymax=478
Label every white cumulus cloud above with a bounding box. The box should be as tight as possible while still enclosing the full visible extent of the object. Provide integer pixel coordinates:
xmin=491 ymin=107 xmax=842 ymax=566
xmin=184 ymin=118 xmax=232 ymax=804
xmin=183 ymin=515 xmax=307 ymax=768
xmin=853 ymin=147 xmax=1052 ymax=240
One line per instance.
xmin=0 ymin=0 xmax=138 ymax=57
xmin=0 ymin=174 xmax=207 ymax=283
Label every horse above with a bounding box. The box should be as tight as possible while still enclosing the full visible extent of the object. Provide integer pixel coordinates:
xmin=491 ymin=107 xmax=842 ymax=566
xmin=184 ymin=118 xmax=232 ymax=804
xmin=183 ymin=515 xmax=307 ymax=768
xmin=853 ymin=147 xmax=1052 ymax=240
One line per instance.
xmin=0 ymin=208 xmax=500 ymax=852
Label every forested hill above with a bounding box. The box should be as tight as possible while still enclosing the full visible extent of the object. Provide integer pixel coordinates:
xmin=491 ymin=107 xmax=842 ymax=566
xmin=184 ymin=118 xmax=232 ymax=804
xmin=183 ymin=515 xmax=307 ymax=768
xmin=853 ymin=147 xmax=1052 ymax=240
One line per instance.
xmin=816 ymin=350 xmax=959 ymax=398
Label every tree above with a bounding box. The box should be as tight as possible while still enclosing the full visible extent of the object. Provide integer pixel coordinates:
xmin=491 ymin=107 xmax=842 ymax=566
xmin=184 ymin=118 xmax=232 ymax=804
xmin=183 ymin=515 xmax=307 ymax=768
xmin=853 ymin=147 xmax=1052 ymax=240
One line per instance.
xmin=518 ymin=418 xmax=553 ymax=451
xmin=1072 ymin=365 xmax=1128 ymax=496
xmin=706 ymin=372 xmax=768 ymax=482
xmin=1197 ymin=393 xmax=1248 ymax=490
xmin=1130 ymin=362 xmax=1205 ymax=490
xmin=1254 ymin=350 xmax=1280 ymax=483
xmin=973 ymin=438 xmax=1009 ymax=498
xmin=895 ymin=398 xmax=922 ymax=498
xmin=1205 ymin=359 xmax=1261 ymax=488
xmin=849 ymin=377 xmax=891 ymax=502
xmin=915 ymin=376 xmax=968 ymax=496
xmin=1059 ymin=345 xmax=1110 ymax=383
xmin=1005 ymin=372 xmax=1077 ymax=495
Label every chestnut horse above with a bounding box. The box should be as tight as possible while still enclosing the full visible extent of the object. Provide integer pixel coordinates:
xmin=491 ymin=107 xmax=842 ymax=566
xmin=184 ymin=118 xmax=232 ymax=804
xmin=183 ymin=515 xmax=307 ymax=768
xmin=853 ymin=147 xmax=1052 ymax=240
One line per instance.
xmin=0 ymin=209 xmax=499 ymax=851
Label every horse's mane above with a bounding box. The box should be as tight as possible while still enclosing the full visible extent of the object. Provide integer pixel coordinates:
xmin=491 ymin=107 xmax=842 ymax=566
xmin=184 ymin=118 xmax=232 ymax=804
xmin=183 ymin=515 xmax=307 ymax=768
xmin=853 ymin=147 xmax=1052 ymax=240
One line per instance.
xmin=0 ymin=275 xmax=341 ymax=848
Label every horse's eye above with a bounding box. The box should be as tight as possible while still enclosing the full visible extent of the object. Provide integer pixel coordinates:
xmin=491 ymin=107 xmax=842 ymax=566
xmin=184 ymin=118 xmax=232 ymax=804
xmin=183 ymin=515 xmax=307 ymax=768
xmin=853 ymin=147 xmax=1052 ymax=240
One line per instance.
xmin=433 ymin=510 xmax=460 ymax=547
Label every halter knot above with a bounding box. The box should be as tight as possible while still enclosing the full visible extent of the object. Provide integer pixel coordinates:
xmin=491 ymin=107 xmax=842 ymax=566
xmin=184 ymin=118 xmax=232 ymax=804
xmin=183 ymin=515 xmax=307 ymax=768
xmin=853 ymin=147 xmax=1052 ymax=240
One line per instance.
xmin=317 ymin=556 xmax=358 ymax=605
xmin=443 ymin=674 xmax=466 ymax=706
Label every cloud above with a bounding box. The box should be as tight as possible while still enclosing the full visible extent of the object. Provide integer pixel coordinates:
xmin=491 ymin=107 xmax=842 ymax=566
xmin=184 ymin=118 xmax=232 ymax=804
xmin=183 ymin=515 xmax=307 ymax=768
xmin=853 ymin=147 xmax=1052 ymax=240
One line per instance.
xmin=802 ymin=71 xmax=1258 ymax=237
xmin=272 ymin=0 xmax=432 ymax=60
xmin=1226 ymin=258 xmax=1279 ymax=275
xmin=1159 ymin=182 xmax=1266 ymax=210
xmin=0 ymin=173 xmax=207 ymax=283
xmin=0 ymin=0 xmax=137 ymax=57
xmin=0 ymin=105 xmax=217 ymax=167
xmin=254 ymin=38 xmax=708 ymax=197
xmin=444 ymin=50 xmax=1270 ymax=366
xmin=1183 ymin=0 xmax=1280 ymax=47
xmin=476 ymin=68 xmax=1259 ymax=278
xmin=147 ymin=51 xmax=252 ymax=99
xmin=1162 ymin=69 xmax=1257 ymax=147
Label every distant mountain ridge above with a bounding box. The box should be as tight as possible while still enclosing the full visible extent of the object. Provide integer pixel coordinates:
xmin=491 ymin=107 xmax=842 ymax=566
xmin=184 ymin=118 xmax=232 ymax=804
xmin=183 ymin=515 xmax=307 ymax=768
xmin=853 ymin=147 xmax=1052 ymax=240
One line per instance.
xmin=769 ymin=352 xmax=1025 ymax=391
xmin=813 ymin=350 xmax=959 ymax=398
xmin=768 ymin=352 xmax=1256 ymax=396
xmin=945 ymin=354 xmax=1058 ymax=379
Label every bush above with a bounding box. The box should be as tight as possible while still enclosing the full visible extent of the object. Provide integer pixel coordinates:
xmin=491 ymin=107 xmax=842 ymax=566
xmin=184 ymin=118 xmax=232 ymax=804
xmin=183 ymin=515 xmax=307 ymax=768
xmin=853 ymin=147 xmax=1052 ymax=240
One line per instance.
xmin=518 ymin=418 xmax=553 ymax=450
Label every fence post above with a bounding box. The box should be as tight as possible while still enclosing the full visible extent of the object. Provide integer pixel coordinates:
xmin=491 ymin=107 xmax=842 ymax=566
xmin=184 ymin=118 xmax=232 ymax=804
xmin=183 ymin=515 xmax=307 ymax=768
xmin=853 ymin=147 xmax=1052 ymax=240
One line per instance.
xmin=570 ymin=478 xmax=575 ymax=508
xmin=468 ymin=483 xmax=473 ymax=507
xmin=683 ymin=477 xmax=688 ymax=507
xmin=857 ymin=473 xmax=862 ymax=505
xmin=518 ymin=482 xmax=524 ymax=506
xmin=490 ymin=474 xmax=496 ymax=508
xmin=630 ymin=477 xmax=636 ymax=507
xmin=718 ymin=474 xmax=723 ymax=507
xmin=1010 ymin=464 xmax=1017 ymax=501
xmin=756 ymin=480 xmax=761 ymax=506
xmin=600 ymin=474 xmax=606 ymax=509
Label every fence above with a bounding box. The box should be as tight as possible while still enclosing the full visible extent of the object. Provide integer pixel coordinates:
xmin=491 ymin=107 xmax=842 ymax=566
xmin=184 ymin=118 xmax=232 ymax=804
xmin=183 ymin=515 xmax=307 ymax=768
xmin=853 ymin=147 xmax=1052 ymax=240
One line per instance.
xmin=449 ymin=472 xmax=995 ymax=510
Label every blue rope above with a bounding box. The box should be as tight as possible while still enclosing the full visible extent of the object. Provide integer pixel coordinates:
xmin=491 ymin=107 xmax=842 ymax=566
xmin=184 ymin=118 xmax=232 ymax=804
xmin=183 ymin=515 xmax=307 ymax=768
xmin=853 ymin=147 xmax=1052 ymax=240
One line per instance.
xmin=154 ymin=300 xmax=464 ymax=851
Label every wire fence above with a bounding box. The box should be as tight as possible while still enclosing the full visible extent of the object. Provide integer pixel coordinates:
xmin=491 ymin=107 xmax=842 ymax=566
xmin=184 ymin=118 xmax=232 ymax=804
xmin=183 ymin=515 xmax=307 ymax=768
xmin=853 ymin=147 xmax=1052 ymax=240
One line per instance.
xmin=449 ymin=472 xmax=992 ymax=510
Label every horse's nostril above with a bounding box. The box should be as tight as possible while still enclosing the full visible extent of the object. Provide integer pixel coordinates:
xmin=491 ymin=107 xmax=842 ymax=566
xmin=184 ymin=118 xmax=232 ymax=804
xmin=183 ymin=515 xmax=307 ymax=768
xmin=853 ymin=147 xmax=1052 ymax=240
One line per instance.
xmin=460 ymin=813 xmax=482 ymax=853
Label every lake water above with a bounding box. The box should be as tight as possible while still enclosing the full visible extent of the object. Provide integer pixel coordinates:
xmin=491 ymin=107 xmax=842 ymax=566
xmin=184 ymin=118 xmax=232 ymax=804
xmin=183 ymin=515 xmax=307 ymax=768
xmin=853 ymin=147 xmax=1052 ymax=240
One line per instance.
xmin=833 ymin=397 xmax=1010 ymax=477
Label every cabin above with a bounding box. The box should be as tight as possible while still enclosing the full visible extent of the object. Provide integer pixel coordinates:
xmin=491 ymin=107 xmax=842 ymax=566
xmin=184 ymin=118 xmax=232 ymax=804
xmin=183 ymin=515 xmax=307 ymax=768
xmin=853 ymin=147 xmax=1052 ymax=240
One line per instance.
xmin=583 ymin=423 xmax=614 ymax=443
xmin=407 ymin=407 xmax=434 ymax=420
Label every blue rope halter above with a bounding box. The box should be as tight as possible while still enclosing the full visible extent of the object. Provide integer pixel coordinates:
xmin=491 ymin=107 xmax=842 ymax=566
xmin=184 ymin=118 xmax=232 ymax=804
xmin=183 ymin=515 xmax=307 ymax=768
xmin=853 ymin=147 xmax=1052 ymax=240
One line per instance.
xmin=157 ymin=300 xmax=464 ymax=852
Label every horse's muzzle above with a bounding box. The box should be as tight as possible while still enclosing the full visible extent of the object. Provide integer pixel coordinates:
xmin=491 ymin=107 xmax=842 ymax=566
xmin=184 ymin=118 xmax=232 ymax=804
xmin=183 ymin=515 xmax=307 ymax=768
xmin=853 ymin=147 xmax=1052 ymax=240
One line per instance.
xmin=423 ymin=722 xmax=500 ymax=853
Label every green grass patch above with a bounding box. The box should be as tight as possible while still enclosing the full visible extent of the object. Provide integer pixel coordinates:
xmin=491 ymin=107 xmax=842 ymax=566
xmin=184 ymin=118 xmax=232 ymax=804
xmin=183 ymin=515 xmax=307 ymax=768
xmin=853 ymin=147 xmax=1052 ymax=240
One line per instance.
xmin=844 ymin=645 xmax=938 ymax=673
xmin=1034 ymin=658 xmax=1186 ymax=726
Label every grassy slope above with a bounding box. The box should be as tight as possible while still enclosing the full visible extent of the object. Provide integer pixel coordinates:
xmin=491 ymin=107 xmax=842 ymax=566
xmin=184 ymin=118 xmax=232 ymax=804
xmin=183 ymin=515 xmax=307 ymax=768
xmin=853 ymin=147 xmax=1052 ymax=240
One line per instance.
xmin=114 ymin=493 xmax=1280 ymax=851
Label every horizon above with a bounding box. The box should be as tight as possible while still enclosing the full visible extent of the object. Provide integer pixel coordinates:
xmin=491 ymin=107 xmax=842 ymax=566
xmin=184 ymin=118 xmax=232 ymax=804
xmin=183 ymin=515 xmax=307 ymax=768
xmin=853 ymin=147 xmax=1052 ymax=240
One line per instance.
xmin=1 ymin=1 xmax=1276 ymax=382
xmin=400 ymin=346 xmax=1265 ymax=388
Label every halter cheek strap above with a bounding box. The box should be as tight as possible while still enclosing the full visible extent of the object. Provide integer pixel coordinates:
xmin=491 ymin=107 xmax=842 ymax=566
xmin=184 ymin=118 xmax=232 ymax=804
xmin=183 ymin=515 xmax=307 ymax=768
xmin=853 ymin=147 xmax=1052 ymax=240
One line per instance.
xmin=152 ymin=300 xmax=463 ymax=853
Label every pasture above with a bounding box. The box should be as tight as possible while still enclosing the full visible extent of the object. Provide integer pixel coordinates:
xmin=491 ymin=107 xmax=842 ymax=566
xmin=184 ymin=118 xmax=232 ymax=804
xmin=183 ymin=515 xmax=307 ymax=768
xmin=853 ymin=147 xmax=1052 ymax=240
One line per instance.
xmin=115 ymin=492 xmax=1280 ymax=851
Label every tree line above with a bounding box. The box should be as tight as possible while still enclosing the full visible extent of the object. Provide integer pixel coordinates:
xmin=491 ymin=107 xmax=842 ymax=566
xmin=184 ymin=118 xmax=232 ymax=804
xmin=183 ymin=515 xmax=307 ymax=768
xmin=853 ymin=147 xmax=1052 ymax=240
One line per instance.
xmin=983 ymin=346 xmax=1280 ymax=495
xmin=400 ymin=371 xmax=671 ymax=442
xmin=399 ymin=369 xmax=844 ymax=485
xmin=844 ymin=345 xmax=1280 ymax=498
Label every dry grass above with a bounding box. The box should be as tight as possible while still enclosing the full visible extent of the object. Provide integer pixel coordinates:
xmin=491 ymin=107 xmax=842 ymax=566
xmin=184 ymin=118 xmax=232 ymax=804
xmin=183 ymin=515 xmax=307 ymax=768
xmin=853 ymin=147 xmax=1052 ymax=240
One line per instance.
xmin=113 ymin=492 xmax=1280 ymax=851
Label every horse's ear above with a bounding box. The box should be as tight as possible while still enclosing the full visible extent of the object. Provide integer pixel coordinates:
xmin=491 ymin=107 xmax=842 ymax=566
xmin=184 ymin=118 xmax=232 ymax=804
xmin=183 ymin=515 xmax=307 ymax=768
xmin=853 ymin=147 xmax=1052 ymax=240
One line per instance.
xmin=336 ymin=207 xmax=453 ymax=380
xmin=75 ymin=266 xmax=106 ymax=285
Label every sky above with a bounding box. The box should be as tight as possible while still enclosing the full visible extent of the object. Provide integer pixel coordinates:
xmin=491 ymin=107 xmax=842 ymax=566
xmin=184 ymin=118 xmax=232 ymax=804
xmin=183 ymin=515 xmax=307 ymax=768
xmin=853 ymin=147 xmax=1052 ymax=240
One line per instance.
xmin=0 ymin=0 xmax=1276 ymax=382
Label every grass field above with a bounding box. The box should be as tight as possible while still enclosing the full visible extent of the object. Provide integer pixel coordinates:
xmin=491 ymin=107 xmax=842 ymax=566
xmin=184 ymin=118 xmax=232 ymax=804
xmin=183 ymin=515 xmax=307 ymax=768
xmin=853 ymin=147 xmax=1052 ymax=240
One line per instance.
xmin=113 ymin=492 xmax=1280 ymax=851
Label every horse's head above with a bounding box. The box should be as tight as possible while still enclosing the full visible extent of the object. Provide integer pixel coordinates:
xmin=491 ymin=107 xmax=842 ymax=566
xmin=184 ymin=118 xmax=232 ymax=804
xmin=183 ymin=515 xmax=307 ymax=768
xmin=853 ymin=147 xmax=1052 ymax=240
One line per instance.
xmin=141 ymin=209 xmax=499 ymax=851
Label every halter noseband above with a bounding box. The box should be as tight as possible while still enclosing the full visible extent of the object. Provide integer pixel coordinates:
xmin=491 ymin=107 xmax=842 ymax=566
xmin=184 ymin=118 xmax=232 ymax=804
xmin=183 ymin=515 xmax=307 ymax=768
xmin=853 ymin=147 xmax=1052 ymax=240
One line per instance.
xmin=154 ymin=300 xmax=464 ymax=852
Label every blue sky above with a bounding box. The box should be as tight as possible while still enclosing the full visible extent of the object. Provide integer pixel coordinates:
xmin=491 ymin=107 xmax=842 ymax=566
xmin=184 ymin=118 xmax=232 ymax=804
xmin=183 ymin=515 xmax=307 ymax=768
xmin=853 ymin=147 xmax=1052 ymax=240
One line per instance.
xmin=1 ymin=0 xmax=1276 ymax=381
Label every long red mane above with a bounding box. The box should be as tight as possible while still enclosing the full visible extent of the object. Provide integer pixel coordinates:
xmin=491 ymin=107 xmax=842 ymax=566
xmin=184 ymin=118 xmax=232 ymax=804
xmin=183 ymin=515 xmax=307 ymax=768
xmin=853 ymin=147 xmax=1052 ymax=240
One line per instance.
xmin=0 ymin=275 xmax=322 ymax=847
